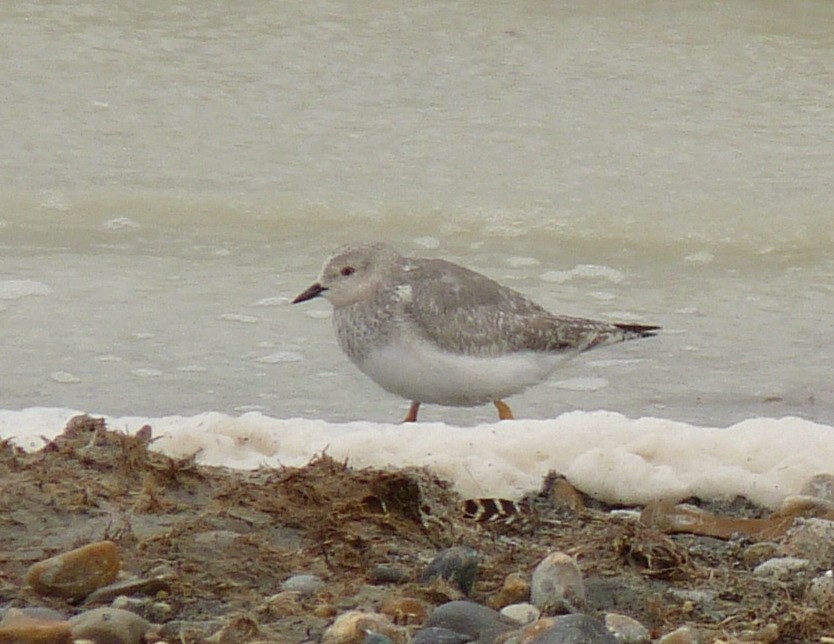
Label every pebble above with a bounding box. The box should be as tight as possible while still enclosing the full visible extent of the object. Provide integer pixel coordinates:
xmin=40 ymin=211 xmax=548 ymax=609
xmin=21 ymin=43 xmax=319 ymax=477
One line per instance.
xmin=25 ymin=540 xmax=121 ymax=600
xmin=500 ymin=603 xmax=540 ymax=625
xmin=544 ymin=475 xmax=587 ymax=512
xmin=657 ymin=626 xmax=697 ymax=644
xmin=0 ymin=609 xmax=72 ymax=644
xmin=488 ymin=572 xmax=530 ymax=609
xmin=364 ymin=634 xmax=396 ymax=644
xmin=604 ymin=612 xmax=651 ymax=643
xmin=370 ymin=564 xmax=410 ymax=584
xmin=806 ymin=570 xmax=834 ymax=605
xmin=153 ymin=619 xmax=222 ymax=641
xmin=322 ymin=611 xmax=406 ymax=644
xmin=411 ymin=626 xmax=473 ymax=644
xmin=530 ymin=552 xmax=585 ymax=613
xmin=111 ymin=596 xmax=148 ymax=612
xmin=83 ymin=575 xmax=172 ymax=605
xmin=800 ymin=473 xmax=834 ymax=502
xmin=422 ymin=546 xmax=480 ymax=595
xmin=779 ymin=495 xmax=834 ymax=521
xmin=740 ymin=542 xmax=781 ymax=568
xmin=782 ymin=518 xmax=834 ymax=564
xmin=665 ymin=588 xmax=716 ymax=606
xmin=518 ymin=614 xmax=617 ymax=643
xmin=753 ymin=556 xmax=811 ymax=578
xmin=424 ymin=600 xmax=519 ymax=642
xmin=280 ymin=573 xmax=326 ymax=596
xmin=69 ymin=608 xmax=151 ymax=644
xmin=111 ymin=596 xmax=173 ymax=623
xmin=261 ymin=591 xmax=305 ymax=617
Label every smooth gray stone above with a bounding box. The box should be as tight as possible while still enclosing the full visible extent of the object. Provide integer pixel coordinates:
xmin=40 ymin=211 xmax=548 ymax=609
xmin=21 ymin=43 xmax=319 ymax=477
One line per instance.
xmin=370 ymin=564 xmax=410 ymax=584
xmin=280 ymin=574 xmax=325 ymax=596
xmin=530 ymin=552 xmax=585 ymax=612
xmin=69 ymin=607 xmax=151 ymax=644
xmin=364 ymin=633 xmax=396 ymax=644
xmin=424 ymin=601 xmax=518 ymax=643
xmin=422 ymin=546 xmax=480 ymax=595
xmin=528 ymin=614 xmax=618 ymax=644
xmin=83 ymin=576 xmax=172 ymax=605
xmin=412 ymin=626 xmax=474 ymax=643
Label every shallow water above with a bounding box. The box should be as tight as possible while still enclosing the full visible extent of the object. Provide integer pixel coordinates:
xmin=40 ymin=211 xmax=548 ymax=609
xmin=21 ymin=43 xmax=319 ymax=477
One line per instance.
xmin=1 ymin=0 xmax=833 ymax=425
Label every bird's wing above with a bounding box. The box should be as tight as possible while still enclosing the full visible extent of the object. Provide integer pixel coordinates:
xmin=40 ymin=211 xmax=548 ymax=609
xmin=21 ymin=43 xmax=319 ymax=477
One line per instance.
xmin=402 ymin=258 xmax=612 ymax=356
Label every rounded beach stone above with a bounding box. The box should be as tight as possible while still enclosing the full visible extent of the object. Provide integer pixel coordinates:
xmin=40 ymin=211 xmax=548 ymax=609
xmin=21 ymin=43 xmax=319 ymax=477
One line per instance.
xmin=280 ymin=573 xmax=325 ymax=596
xmin=25 ymin=541 xmax=120 ymax=600
xmin=82 ymin=574 xmax=172 ymax=606
xmin=740 ymin=542 xmax=780 ymax=568
xmin=69 ymin=608 xmax=151 ymax=644
xmin=364 ymin=634 xmax=396 ymax=644
xmin=0 ymin=609 xmax=72 ymax=644
xmin=530 ymin=552 xmax=585 ymax=612
xmin=753 ymin=556 xmax=810 ymax=578
xmin=522 ymin=614 xmax=617 ymax=644
xmin=657 ymin=626 xmax=697 ymax=644
xmin=604 ymin=612 xmax=650 ymax=643
xmin=800 ymin=473 xmax=834 ymax=502
xmin=500 ymin=602 xmax=540 ymax=624
xmin=806 ymin=571 xmax=834 ymax=605
xmin=321 ymin=611 xmax=406 ymax=644
xmin=424 ymin=600 xmax=519 ymax=642
xmin=412 ymin=626 xmax=472 ymax=644
xmin=421 ymin=546 xmax=480 ymax=595
xmin=488 ymin=571 xmax=530 ymax=609
xmin=370 ymin=564 xmax=410 ymax=584
xmin=782 ymin=517 xmax=834 ymax=564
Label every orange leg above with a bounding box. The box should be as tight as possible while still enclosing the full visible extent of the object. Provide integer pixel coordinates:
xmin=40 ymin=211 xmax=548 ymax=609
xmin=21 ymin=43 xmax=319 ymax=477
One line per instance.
xmin=404 ymin=401 xmax=421 ymax=423
xmin=493 ymin=399 xmax=514 ymax=420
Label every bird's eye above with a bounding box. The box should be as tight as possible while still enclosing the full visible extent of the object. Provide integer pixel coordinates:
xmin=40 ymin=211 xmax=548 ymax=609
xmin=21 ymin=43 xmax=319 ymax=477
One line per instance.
xmin=340 ymin=266 xmax=355 ymax=276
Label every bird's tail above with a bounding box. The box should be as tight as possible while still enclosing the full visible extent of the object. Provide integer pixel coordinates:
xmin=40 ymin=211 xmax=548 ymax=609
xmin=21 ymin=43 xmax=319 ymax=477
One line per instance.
xmin=614 ymin=323 xmax=661 ymax=339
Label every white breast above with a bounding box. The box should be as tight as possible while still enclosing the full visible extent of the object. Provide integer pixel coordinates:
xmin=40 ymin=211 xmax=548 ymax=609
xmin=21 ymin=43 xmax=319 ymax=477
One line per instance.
xmin=356 ymin=333 xmax=571 ymax=406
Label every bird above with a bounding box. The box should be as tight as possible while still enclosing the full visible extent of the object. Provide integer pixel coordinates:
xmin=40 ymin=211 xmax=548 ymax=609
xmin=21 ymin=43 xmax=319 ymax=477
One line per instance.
xmin=292 ymin=242 xmax=659 ymax=422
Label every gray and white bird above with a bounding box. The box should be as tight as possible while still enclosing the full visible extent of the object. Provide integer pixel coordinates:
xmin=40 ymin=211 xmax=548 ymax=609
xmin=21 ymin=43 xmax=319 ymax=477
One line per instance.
xmin=293 ymin=243 xmax=658 ymax=422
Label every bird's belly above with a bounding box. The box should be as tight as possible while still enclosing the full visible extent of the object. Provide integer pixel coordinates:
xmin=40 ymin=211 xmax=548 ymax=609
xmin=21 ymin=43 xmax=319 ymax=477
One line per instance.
xmin=356 ymin=337 xmax=567 ymax=406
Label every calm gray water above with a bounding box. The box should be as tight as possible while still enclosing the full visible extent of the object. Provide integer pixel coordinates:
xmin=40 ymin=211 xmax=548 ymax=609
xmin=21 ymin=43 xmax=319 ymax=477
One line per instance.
xmin=1 ymin=0 xmax=833 ymax=425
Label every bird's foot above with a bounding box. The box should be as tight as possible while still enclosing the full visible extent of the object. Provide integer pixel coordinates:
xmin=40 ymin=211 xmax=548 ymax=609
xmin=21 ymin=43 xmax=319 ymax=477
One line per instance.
xmin=403 ymin=401 xmax=421 ymax=423
xmin=493 ymin=399 xmax=514 ymax=420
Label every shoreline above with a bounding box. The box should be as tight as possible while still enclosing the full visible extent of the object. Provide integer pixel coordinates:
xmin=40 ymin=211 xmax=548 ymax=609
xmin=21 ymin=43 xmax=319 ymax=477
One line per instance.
xmin=2 ymin=416 xmax=834 ymax=642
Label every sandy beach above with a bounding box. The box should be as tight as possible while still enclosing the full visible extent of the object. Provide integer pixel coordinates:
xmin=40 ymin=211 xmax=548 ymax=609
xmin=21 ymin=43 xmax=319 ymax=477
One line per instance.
xmin=2 ymin=416 xmax=833 ymax=643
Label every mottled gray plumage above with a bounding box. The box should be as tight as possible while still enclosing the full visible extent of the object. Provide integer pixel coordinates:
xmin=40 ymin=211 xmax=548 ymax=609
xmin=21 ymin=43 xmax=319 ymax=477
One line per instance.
xmin=292 ymin=243 xmax=658 ymax=421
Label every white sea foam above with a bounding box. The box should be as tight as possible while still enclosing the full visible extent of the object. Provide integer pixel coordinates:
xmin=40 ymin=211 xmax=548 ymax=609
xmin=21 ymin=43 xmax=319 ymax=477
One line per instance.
xmin=219 ymin=313 xmax=259 ymax=323
xmin=1 ymin=408 xmax=830 ymax=510
xmin=412 ymin=236 xmax=441 ymax=249
xmin=505 ymin=256 xmax=540 ymax=268
xmin=251 ymin=296 xmax=290 ymax=307
xmin=95 ymin=355 xmax=122 ymax=362
xmin=0 ymin=280 xmax=52 ymax=300
xmin=132 ymin=368 xmax=164 ymax=378
xmin=540 ymin=265 xmax=626 ymax=284
xmin=50 ymin=371 xmax=81 ymax=384
xmin=257 ymin=351 xmax=304 ymax=364
xmin=103 ymin=217 xmax=141 ymax=230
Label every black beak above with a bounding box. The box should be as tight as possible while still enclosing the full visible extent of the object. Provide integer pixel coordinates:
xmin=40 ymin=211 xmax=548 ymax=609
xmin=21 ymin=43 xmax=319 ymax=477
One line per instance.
xmin=292 ymin=282 xmax=328 ymax=304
